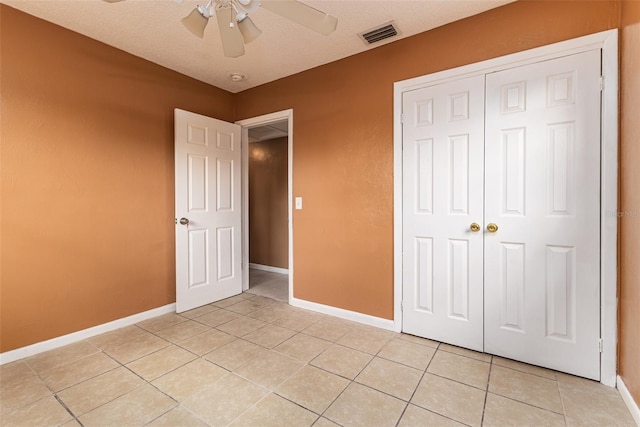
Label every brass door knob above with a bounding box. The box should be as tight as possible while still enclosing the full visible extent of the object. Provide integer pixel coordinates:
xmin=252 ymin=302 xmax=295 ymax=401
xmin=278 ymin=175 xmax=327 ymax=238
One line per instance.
xmin=179 ymin=217 xmax=190 ymax=225
xmin=470 ymin=223 xmax=481 ymax=232
xmin=487 ymin=223 xmax=499 ymax=233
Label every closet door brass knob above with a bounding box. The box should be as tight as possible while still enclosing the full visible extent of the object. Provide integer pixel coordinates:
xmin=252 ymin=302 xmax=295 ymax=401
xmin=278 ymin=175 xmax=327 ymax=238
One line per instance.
xmin=487 ymin=223 xmax=499 ymax=233
xmin=470 ymin=223 xmax=481 ymax=232
xmin=179 ymin=217 xmax=190 ymax=225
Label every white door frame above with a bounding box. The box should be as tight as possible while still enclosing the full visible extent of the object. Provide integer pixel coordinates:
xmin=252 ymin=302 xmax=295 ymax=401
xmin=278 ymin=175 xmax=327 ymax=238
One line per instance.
xmin=393 ymin=29 xmax=619 ymax=386
xmin=236 ymin=109 xmax=294 ymax=302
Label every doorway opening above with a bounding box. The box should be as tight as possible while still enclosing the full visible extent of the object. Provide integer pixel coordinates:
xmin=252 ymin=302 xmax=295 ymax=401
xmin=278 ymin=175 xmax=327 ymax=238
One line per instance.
xmin=237 ymin=110 xmax=294 ymax=304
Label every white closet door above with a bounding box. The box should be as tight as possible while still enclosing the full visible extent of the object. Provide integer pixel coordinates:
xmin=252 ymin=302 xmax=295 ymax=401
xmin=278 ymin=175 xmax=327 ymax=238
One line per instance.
xmin=402 ymin=75 xmax=485 ymax=351
xmin=484 ymin=50 xmax=602 ymax=379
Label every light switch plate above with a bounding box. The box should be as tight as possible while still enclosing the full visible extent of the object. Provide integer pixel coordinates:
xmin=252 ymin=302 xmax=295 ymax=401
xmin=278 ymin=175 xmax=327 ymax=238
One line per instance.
xmin=295 ymin=197 xmax=303 ymax=210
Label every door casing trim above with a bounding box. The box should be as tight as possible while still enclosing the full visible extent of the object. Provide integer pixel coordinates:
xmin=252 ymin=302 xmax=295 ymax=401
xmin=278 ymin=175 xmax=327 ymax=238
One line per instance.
xmin=237 ymin=109 xmax=294 ymax=302
xmin=392 ymin=29 xmax=619 ymax=387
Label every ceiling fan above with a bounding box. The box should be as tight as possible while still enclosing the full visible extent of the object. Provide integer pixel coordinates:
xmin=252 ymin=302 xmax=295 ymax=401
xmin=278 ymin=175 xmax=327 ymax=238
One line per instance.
xmin=104 ymin=0 xmax=338 ymax=58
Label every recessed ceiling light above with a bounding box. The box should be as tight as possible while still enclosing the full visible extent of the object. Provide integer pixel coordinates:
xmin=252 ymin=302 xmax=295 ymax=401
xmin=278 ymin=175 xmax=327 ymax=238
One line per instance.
xmin=229 ymin=72 xmax=246 ymax=82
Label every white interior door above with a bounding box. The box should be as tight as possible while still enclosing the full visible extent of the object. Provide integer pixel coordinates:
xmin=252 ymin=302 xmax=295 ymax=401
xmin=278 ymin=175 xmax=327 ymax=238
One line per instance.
xmin=175 ymin=109 xmax=242 ymax=313
xmin=402 ymin=75 xmax=485 ymax=351
xmin=483 ymin=50 xmax=602 ymax=379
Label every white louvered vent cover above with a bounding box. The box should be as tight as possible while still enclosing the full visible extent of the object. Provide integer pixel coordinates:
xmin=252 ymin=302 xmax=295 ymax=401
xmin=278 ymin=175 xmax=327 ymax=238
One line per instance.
xmin=358 ymin=22 xmax=399 ymax=45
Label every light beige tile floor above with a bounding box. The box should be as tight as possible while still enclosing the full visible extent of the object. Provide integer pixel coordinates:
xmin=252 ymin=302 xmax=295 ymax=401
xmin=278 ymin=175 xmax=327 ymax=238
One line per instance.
xmin=0 ymin=292 xmax=636 ymax=427
xmin=246 ymin=268 xmax=289 ymax=302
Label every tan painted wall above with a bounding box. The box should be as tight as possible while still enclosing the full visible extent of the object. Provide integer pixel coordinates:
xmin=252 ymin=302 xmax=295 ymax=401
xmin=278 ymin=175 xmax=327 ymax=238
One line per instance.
xmin=248 ymin=138 xmax=289 ymax=269
xmin=235 ymin=0 xmax=620 ymax=320
xmin=0 ymin=5 xmax=234 ymax=352
xmin=619 ymin=0 xmax=640 ymax=407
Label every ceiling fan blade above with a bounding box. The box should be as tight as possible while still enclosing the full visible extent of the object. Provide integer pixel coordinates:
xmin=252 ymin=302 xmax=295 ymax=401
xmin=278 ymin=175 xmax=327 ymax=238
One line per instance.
xmin=261 ymin=0 xmax=337 ymax=35
xmin=216 ymin=6 xmax=245 ymax=58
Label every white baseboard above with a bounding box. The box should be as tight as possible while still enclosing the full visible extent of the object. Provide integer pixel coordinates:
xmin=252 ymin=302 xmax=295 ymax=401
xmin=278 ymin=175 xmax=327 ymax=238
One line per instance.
xmin=0 ymin=303 xmax=176 ymax=365
xmin=290 ymin=297 xmax=395 ymax=331
xmin=249 ymin=263 xmax=288 ymax=275
xmin=618 ymin=375 xmax=640 ymax=426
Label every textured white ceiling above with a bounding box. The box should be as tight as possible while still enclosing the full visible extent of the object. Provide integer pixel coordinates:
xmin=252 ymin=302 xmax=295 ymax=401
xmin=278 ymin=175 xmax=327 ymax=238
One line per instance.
xmin=3 ymin=0 xmax=515 ymax=93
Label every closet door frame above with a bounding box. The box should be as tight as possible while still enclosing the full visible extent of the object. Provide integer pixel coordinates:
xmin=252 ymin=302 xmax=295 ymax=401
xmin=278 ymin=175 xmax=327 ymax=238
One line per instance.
xmin=393 ymin=29 xmax=619 ymax=387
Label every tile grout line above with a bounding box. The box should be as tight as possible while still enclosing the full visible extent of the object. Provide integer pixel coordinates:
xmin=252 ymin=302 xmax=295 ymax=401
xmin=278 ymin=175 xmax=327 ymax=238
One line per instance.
xmin=480 ymin=359 xmax=493 ymax=426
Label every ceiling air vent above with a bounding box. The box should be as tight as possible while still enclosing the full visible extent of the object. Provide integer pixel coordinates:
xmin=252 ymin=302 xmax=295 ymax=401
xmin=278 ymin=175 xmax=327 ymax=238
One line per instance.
xmin=359 ymin=22 xmax=399 ymax=45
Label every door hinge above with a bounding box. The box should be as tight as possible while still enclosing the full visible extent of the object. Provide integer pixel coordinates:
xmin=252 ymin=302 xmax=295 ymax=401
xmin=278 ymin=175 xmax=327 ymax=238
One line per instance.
xmin=599 ymin=338 xmax=604 ymax=353
xmin=401 ymin=113 xmax=406 ymax=124
xmin=401 ymin=300 xmax=404 ymax=311
xmin=599 ymin=76 xmax=604 ymax=91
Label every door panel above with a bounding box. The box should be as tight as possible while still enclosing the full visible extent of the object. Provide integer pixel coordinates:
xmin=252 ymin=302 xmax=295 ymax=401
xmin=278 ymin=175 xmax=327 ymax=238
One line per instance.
xmin=175 ymin=109 xmax=242 ymax=312
xmin=484 ymin=50 xmax=601 ymax=379
xmin=402 ymin=75 xmax=485 ymax=351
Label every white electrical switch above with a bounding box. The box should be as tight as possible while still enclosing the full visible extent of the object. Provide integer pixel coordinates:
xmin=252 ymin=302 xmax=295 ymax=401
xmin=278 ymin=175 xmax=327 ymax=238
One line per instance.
xmin=295 ymin=197 xmax=303 ymax=210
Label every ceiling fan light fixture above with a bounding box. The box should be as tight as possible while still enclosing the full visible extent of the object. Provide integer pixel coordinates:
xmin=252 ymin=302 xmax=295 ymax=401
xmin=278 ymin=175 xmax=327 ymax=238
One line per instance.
xmin=237 ymin=14 xmax=262 ymax=43
xmin=181 ymin=6 xmax=211 ymax=38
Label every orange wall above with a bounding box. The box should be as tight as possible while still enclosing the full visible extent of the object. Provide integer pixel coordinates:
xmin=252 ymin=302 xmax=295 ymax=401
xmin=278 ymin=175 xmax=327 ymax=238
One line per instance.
xmin=235 ymin=0 xmax=620 ymax=320
xmin=249 ymin=138 xmax=289 ymax=269
xmin=619 ymin=0 xmax=640 ymax=407
xmin=0 ymin=5 xmax=234 ymax=352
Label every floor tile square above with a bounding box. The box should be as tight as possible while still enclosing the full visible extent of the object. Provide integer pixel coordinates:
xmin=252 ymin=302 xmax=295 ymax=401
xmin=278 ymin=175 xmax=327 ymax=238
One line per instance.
xmin=230 ymin=393 xmax=317 ymax=426
xmin=126 ymin=345 xmax=197 ymax=381
xmin=152 ymin=358 xmax=227 ymax=401
xmin=438 ymin=343 xmax=492 ymax=362
xmin=378 ymin=338 xmax=436 ymax=370
xmin=273 ymin=311 xmax=323 ymax=332
xmin=104 ymin=332 xmax=170 ymax=364
xmin=325 ymin=382 xmax=406 ymax=427
xmin=483 ymin=392 xmax=565 ymax=426
xmin=1 ymin=395 xmax=73 ymax=427
xmin=302 ymin=318 xmax=355 ymax=342
xmin=180 ymin=304 xmax=219 ymax=319
xmin=146 ymin=407 xmax=209 ymax=426
xmin=492 ymin=356 xmax=557 ymax=380
xmin=25 ymin=341 xmax=99 ymax=374
xmin=243 ymin=324 xmax=297 ymax=348
xmin=216 ymin=316 xmax=267 ymax=337
xmin=558 ymin=374 xmax=637 ymax=426
xmin=57 ymin=366 xmax=145 ymax=415
xmin=247 ymin=303 xmax=293 ymax=323
xmin=78 ymin=383 xmax=176 ymax=426
xmin=235 ymin=350 xmax=304 ymax=389
xmin=411 ymin=373 xmax=486 ymax=427
xmin=310 ymin=344 xmax=372 ymax=380
xmin=336 ymin=328 xmax=394 ymax=355
xmin=0 ymin=375 xmax=52 ymax=417
xmin=226 ymin=297 xmax=273 ymax=315
xmin=193 ymin=309 xmax=239 ymax=327
xmin=427 ymin=350 xmax=490 ymax=390
xmin=489 ymin=365 xmax=563 ymax=413
xmin=87 ymin=326 xmax=148 ymax=351
xmin=313 ymin=418 xmax=341 ymax=427
xmin=204 ymin=339 xmax=269 ymax=371
xmin=39 ymin=352 xmax=119 ymax=392
xmin=182 ymin=373 xmax=268 ymax=426
xmin=136 ymin=313 xmax=187 ymax=333
xmin=177 ymin=329 xmax=236 ymax=356
xmin=154 ymin=320 xmax=210 ymax=343
xmin=355 ymin=357 xmax=422 ymax=401
xmin=276 ymin=365 xmax=350 ymax=414
xmin=211 ymin=294 xmax=248 ymax=308
xmin=274 ymin=333 xmax=331 ymax=362
xmin=398 ymin=404 xmax=466 ymax=426
xmin=0 ymin=361 xmax=35 ymax=385
xmin=398 ymin=333 xmax=440 ymax=349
